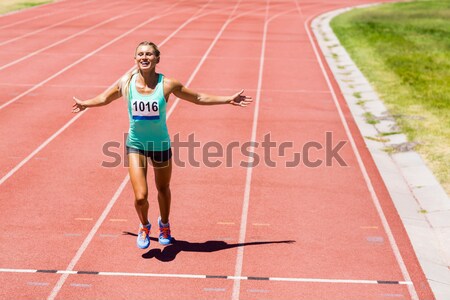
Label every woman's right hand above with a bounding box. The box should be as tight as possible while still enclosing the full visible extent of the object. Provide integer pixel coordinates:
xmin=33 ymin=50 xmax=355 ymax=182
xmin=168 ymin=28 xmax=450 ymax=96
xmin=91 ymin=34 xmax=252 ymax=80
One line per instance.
xmin=72 ymin=97 xmax=87 ymax=113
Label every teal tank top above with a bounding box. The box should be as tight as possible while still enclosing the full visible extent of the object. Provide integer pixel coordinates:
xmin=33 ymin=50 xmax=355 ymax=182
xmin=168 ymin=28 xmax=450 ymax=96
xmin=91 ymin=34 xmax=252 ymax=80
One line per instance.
xmin=126 ymin=73 xmax=171 ymax=151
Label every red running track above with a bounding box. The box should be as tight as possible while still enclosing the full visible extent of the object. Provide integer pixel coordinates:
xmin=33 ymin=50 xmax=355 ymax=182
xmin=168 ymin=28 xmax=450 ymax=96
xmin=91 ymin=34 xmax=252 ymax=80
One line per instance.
xmin=0 ymin=0 xmax=435 ymax=299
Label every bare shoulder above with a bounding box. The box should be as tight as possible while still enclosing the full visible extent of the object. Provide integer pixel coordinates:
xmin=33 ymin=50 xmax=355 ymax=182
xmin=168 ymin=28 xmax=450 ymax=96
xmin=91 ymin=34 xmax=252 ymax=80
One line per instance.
xmin=163 ymin=76 xmax=183 ymax=94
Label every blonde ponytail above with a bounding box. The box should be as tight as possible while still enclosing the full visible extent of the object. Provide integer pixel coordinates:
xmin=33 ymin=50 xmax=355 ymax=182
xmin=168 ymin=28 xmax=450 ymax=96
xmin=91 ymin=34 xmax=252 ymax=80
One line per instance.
xmin=119 ymin=69 xmax=138 ymax=99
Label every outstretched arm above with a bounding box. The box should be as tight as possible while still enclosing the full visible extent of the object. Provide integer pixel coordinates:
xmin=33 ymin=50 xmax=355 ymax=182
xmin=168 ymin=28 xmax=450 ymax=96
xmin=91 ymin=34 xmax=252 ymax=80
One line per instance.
xmin=169 ymin=78 xmax=253 ymax=107
xmin=72 ymin=82 xmax=122 ymax=113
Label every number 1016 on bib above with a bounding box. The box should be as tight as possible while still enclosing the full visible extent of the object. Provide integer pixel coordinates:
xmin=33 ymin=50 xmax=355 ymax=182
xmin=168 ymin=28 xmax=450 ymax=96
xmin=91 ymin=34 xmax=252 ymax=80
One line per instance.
xmin=132 ymin=99 xmax=160 ymax=120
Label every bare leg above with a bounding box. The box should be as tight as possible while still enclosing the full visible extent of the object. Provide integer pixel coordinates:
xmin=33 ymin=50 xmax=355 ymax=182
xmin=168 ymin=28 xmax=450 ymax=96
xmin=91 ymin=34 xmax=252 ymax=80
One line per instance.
xmin=128 ymin=153 xmax=150 ymax=226
xmin=151 ymin=158 xmax=172 ymax=224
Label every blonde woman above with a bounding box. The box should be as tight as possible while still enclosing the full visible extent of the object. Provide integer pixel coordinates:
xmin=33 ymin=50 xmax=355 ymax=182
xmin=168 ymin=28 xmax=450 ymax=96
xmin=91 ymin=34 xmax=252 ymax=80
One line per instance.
xmin=72 ymin=41 xmax=252 ymax=249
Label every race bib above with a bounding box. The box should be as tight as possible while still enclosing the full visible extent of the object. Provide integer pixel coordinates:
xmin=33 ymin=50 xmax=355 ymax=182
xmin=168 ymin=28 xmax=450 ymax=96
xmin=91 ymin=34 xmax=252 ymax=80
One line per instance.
xmin=131 ymin=99 xmax=160 ymax=120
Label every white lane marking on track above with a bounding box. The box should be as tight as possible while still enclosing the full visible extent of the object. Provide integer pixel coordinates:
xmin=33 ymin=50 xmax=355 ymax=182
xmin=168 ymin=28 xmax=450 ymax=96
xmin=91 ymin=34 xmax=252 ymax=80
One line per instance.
xmin=99 ymin=234 xmax=119 ymax=238
xmin=217 ymin=222 xmax=235 ymax=225
xmin=0 ymin=267 xmax=413 ymax=285
xmin=0 ymin=0 xmax=123 ymax=47
xmin=204 ymin=288 xmax=226 ymax=292
xmin=0 ymin=110 xmax=86 ymax=185
xmin=300 ymin=2 xmax=419 ymax=300
xmin=231 ymin=1 xmax=269 ymax=298
xmin=27 ymin=282 xmax=50 ymax=286
xmin=46 ymin=174 xmax=130 ymax=300
xmin=69 ymin=283 xmax=91 ymax=288
xmin=231 ymin=5 xmax=300 ymax=300
xmin=0 ymin=1 xmax=152 ymax=71
xmin=248 ymin=289 xmax=269 ymax=293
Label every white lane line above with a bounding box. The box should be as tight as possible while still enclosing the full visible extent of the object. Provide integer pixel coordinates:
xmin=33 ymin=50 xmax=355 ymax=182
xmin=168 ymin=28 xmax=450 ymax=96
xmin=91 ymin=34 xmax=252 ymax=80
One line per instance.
xmin=46 ymin=174 xmax=130 ymax=300
xmin=0 ymin=0 xmax=124 ymax=47
xmin=0 ymin=110 xmax=86 ymax=185
xmin=204 ymin=288 xmax=226 ymax=292
xmin=69 ymin=283 xmax=91 ymax=288
xmin=217 ymin=222 xmax=235 ymax=225
xmin=0 ymin=267 xmax=412 ymax=285
xmin=0 ymin=1 xmax=153 ymax=71
xmin=27 ymin=282 xmax=50 ymax=286
xmin=300 ymin=3 xmax=419 ymax=300
xmin=109 ymin=218 xmax=127 ymax=222
xmin=231 ymin=5 xmax=301 ymax=300
xmin=231 ymin=1 xmax=269 ymax=299
xmin=0 ymin=268 xmax=35 ymax=273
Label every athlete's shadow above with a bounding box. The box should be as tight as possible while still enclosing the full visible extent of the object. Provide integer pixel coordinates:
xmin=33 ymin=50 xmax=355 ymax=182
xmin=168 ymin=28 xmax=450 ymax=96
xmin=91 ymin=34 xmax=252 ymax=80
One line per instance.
xmin=122 ymin=231 xmax=295 ymax=262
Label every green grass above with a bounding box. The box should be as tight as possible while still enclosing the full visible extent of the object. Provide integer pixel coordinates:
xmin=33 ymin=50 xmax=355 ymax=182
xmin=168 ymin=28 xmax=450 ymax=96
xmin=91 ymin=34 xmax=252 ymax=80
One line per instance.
xmin=365 ymin=135 xmax=390 ymax=143
xmin=0 ymin=0 xmax=52 ymax=15
xmin=331 ymin=0 xmax=450 ymax=194
xmin=364 ymin=112 xmax=380 ymax=125
xmin=353 ymin=91 xmax=362 ymax=99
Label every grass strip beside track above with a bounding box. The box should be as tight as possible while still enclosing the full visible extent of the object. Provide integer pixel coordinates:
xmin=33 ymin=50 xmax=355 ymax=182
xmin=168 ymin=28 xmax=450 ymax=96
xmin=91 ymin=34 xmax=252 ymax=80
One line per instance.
xmin=330 ymin=0 xmax=450 ymax=194
xmin=0 ymin=0 xmax=53 ymax=15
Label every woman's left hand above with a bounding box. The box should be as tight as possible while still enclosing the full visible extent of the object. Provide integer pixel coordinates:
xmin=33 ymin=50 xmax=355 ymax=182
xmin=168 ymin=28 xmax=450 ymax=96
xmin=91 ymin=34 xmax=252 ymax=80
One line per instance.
xmin=229 ymin=89 xmax=253 ymax=107
xmin=72 ymin=97 xmax=87 ymax=113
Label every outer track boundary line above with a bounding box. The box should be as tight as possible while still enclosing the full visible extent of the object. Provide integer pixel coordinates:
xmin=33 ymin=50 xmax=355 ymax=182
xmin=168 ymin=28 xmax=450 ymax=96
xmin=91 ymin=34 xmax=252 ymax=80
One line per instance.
xmin=0 ymin=268 xmax=412 ymax=285
xmin=301 ymin=4 xmax=419 ymax=300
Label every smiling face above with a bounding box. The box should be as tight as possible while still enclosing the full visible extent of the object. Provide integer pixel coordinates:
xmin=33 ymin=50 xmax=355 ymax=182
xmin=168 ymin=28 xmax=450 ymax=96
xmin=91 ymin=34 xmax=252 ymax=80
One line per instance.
xmin=134 ymin=43 xmax=160 ymax=71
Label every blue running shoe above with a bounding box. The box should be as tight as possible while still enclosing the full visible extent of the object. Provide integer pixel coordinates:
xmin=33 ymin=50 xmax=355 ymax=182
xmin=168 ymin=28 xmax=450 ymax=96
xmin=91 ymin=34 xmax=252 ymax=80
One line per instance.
xmin=158 ymin=217 xmax=172 ymax=245
xmin=137 ymin=223 xmax=151 ymax=249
